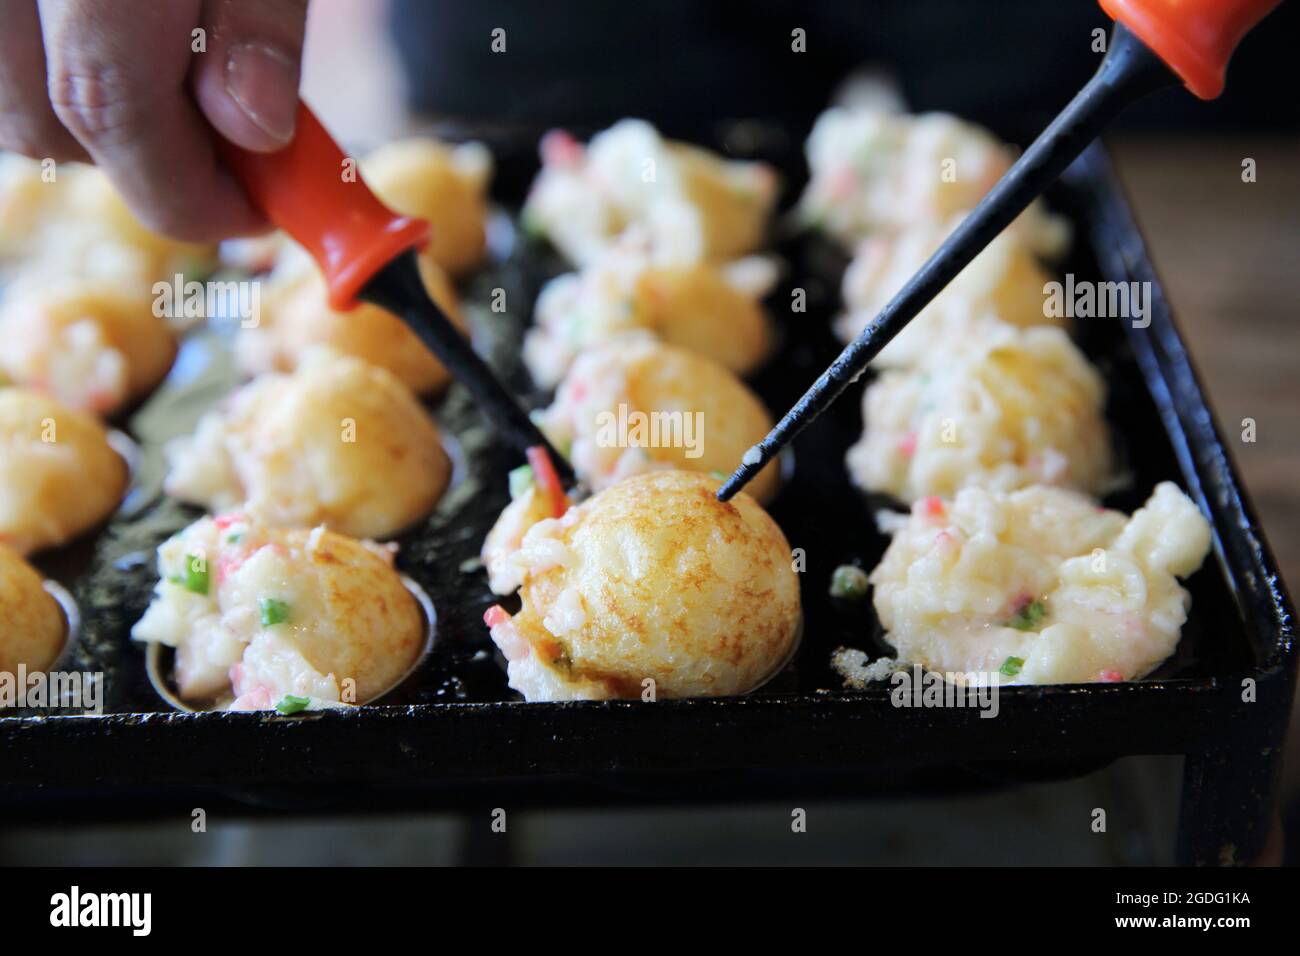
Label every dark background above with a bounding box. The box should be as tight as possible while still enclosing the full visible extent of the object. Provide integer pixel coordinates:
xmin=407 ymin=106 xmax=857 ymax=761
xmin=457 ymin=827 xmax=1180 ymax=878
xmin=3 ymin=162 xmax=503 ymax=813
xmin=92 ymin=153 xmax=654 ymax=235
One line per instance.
xmin=392 ymin=0 xmax=1300 ymax=143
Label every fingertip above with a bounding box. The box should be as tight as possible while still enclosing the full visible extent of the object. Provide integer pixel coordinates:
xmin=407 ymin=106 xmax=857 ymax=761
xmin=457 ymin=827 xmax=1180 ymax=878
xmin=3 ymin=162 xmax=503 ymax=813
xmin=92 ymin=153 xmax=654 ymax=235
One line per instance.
xmin=209 ymin=170 xmax=275 ymax=239
xmin=192 ymin=43 xmax=299 ymax=153
xmin=129 ymin=170 xmax=269 ymax=243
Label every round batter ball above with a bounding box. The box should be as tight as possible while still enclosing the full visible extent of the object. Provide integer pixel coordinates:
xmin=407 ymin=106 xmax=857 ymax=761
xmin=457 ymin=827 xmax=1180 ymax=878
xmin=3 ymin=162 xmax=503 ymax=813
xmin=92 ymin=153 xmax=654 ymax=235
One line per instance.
xmin=164 ymin=351 xmax=450 ymax=539
xmin=523 ymin=120 xmax=778 ymax=267
xmin=798 ymin=106 xmax=1069 ymax=257
xmin=131 ymin=515 xmax=425 ymax=710
xmin=538 ymin=335 xmax=780 ymax=502
xmin=868 ymin=482 xmax=1212 ymax=685
xmin=0 ymin=388 xmax=128 ymax=555
xmin=62 ymin=166 xmax=218 ymax=279
xmin=0 ymin=157 xmax=215 ymax=282
xmin=847 ymin=325 xmax=1114 ymax=501
xmin=833 ymin=212 xmax=1064 ymax=366
xmin=483 ymin=470 xmax=801 ymax=700
xmin=0 ymin=276 xmax=177 ymax=415
xmin=363 ymin=138 xmax=492 ymax=277
xmin=523 ymin=239 xmax=775 ymax=387
xmin=237 ymin=247 xmax=466 ymax=395
xmin=0 ymin=154 xmax=59 ymax=266
xmin=0 ymin=544 xmax=66 ymax=677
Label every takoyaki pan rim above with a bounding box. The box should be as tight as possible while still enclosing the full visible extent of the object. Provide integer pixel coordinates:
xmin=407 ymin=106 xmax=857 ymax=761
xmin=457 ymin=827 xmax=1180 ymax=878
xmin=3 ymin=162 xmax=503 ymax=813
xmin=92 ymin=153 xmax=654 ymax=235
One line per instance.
xmin=0 ymin=143 xmax=1293 ymax=810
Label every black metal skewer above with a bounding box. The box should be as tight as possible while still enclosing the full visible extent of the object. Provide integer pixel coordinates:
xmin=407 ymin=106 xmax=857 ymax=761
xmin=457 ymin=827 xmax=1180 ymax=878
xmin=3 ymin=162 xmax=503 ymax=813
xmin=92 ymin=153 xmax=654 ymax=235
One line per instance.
xmin=361 ymin=248 xmax=576 ymax=484
xmin=717 ymin=22 xmax=1177 ymax=502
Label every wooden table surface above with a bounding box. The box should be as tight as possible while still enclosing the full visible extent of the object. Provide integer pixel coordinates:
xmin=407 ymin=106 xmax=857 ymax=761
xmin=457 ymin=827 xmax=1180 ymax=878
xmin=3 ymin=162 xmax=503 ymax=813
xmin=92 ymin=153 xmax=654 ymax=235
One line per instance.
xmin=1112 ymin=136 xmax=1300 ymax=795
xmin=1112 ymin=138 xmax=1298 ymax=591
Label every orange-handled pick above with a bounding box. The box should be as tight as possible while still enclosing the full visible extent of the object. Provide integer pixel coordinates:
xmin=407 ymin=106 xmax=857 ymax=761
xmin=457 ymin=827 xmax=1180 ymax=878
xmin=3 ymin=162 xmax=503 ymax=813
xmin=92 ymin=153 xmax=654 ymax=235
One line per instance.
xmin=1100 ymin=0 xmax=1280 ymax=99
xmin=718 ymin=0 xmax=1282 ymax=502
xmin=219 ymin=103 xmax=573 ymax=481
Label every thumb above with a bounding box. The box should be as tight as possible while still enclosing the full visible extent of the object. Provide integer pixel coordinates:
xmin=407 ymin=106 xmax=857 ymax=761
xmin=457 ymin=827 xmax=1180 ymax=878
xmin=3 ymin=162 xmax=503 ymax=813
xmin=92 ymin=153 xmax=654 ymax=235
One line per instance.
xmin=191 ymin=0 xmax=308 ymax=152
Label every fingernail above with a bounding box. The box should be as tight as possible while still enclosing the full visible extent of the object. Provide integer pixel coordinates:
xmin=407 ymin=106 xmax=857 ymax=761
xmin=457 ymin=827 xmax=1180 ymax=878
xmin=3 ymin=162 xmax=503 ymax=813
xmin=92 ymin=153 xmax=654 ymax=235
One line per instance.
xmin=225 ymin=42 xmax=298 ymax=145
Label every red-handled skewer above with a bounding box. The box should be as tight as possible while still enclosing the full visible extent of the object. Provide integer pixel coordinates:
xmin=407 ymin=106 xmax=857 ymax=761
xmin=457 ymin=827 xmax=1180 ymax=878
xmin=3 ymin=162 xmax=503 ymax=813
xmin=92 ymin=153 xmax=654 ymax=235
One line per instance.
xmin=717 ymin=0 xmax=1282 ymax=502
xmin=219 ymin=104 xmax=574 ymax=483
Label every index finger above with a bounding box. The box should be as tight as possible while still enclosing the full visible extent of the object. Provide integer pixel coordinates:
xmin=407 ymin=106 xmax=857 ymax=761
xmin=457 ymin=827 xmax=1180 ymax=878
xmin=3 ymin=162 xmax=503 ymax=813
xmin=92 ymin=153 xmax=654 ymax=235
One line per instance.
xmin=38 ymin=0 xmax=266 ymax=240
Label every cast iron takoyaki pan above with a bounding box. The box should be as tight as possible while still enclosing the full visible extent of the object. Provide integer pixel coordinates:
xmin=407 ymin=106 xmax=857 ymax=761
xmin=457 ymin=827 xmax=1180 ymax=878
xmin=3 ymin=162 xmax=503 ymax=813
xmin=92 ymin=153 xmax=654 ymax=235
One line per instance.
xmin=0 ymin=139 xmax=1293 ymax=865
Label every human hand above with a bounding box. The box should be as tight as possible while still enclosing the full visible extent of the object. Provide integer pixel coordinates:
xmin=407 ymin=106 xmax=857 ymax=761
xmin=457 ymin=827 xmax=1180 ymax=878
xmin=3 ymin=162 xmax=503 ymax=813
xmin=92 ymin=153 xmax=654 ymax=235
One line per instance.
xmin=0 ymin=0 xmax=309 ymax=240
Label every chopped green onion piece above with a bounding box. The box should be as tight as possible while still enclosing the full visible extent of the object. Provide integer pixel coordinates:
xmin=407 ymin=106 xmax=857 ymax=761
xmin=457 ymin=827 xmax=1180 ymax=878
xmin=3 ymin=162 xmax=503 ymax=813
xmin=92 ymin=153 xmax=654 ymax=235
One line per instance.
xmin=509 ymin=464 xmax=534 ymax=498
xmin=260 ymin=597 xmax=291 ymax=627
xmin=708 ymin=470 xmax=727 ymax=480
xmin=183 ymin=554 xmax=209 ymax=595
xmin=830 ymin=564 xmax=870 ymax=601
xmin=276 ymin=695 xmax=310 ymax=715
xmin=226 ymin=532 xmax=244 ymax=544
xmin=1006 ymin=598 xmax=1047 ymax=631
xmin=999 ymin=656 xmax=1025 ymax=678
